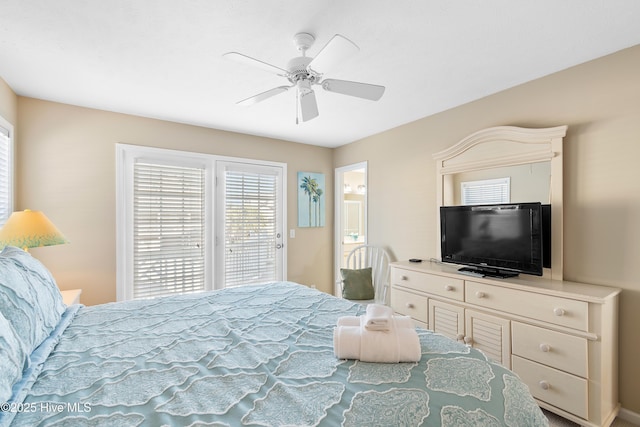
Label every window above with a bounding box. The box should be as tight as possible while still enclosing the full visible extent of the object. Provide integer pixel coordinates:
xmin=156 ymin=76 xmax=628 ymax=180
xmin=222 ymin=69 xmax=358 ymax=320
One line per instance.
xmin=116 ymin=144 xmax=286 ymax=301
xmin=461 ymin=177 xmax=510 ymax=205
xmin=0 ymin=117 xmax=13 ymax=227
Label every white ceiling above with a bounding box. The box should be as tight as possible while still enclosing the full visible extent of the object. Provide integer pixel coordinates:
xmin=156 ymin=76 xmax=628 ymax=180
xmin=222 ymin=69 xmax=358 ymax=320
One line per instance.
xmin=1 ymin=1 xmax=640 ymax=148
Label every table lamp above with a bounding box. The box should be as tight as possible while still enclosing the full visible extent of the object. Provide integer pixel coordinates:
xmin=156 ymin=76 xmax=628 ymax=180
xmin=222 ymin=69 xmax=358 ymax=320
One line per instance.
xmin=0 ymin=209 xmax=69 ymax=251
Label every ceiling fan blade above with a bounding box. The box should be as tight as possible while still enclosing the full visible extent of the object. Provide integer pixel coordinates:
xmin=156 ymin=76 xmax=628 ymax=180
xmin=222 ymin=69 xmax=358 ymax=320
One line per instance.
xmin=237 ymin=86 xmax=291 ymax=106
xmin=298 ymin=89 xmax=319 ymax=122
xmin=307 ymin=34 xmax=359 ymax=75
xmin=321 ymin=79 xmax=385 ymax=101
xmin=223 ymin=52 xmax=288 ymax=76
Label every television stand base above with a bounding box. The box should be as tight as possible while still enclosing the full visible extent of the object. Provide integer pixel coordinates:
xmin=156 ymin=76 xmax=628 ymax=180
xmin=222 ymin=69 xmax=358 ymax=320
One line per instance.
xmin=458 ymin=267 xmax=520 ymax=279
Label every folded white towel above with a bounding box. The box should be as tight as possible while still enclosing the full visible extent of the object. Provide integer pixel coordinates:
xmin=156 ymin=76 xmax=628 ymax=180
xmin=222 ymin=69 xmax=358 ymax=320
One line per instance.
xmin=336 ymin=316 xmax=361 ymax=327
xmin=363 ymin=304 xmax=394 ymax=331
xmin=333 ymin=325 xmax=361 ymax=360
xmin=333 ymin=317 xmax=421 ymax=363
xmin=366 ymin=303 xmax=394 ymax=318
xmin=336 ymin=314 xmax=414 ymax=329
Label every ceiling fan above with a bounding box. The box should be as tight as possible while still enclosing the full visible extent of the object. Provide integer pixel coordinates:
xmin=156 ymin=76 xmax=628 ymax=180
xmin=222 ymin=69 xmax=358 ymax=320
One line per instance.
xmin=223 ymin=32 xmax=385 ymax=123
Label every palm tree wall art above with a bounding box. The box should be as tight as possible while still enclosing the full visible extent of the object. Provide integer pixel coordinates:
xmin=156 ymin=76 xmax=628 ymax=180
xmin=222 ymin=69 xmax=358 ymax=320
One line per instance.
xmin=298 ymin=172 xmax=325 ymax=227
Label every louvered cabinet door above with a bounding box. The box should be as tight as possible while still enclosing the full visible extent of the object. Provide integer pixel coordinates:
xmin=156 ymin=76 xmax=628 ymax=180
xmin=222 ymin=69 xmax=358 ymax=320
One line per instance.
xmin=465 ymin=309 xmax=511 ymax=369
xmin=429 ymin=300 xmax=511 ymax=369
xmin=428 ymin=299 xmax=464 ymax=341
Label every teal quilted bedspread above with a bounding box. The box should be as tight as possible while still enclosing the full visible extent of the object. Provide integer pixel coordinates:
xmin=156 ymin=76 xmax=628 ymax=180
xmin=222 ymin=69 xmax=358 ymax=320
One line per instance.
xmin=7 ymin=282 xmax=548 ymax=426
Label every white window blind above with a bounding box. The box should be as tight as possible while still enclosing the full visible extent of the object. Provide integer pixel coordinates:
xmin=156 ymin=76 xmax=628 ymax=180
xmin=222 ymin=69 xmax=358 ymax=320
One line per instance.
xmin=223 ymin=167 xmax=278 ymax=288
xmin=461 ymin=177 xmax=510 ymax=205
xmin=0 ymin=124 xmax=11 ymax=227
xmin=133 ymin=162 xmax=205 ymax=299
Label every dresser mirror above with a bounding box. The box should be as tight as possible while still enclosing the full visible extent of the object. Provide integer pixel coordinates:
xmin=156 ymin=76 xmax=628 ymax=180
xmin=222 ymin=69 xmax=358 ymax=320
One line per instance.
xmin=433 ymin=126 xmax=567 ymax=280
xmin=448 ymin=161 xmax=550 ymax=206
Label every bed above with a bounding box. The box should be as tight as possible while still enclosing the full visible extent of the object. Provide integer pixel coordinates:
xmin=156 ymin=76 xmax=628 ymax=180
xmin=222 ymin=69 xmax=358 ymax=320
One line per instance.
xmin=0 ymin=246 xmax=548 ymax=426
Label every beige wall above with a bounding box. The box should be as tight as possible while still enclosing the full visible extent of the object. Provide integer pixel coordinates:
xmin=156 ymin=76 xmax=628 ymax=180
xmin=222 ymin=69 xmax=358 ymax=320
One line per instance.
xmin=334 ymin=44 xmax=640 ymax=413
xmin=15 ymin=98 xmax=335 ymax=304
xmin=0 ymin=78 xmax=17 ymax=125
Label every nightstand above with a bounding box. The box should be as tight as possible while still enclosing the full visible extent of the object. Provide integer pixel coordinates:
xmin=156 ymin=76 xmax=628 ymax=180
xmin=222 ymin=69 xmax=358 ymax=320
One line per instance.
xmin=60 ymin=289 xmax=82 ymax=306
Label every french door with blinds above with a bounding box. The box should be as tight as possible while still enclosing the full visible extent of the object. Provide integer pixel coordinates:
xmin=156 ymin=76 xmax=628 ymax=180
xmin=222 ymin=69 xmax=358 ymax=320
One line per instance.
xmin=216 ymin=161 xmax=285 ymax=288
xmin=116 ymin=145 xmax=286 ymax=301
xmin=131 ymin=161 xmax=207 ymax=299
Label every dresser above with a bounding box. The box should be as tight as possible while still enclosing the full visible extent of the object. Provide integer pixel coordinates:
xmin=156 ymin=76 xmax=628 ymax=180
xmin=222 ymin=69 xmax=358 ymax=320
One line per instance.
xmin=390 ymin=260 xmax=621 ymax=427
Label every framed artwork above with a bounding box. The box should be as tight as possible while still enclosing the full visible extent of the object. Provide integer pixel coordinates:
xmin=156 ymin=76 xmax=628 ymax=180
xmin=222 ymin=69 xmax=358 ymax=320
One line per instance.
xmin=298 ymin=172 xmax=325 ymax=227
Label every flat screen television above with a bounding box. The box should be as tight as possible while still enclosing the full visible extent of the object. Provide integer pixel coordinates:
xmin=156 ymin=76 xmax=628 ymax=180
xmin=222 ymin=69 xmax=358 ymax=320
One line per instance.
xmin=440 ymin=202 xmax=543 ymax=278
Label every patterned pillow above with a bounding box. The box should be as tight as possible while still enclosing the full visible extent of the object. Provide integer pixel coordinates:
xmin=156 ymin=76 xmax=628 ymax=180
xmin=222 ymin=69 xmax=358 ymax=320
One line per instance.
xmin=341 ymin=267 xmax=375 ymax=300
xmin=0 ymin=246 xmax=66 ymax=359
xmin=0 ymin=312 xmax=28 ymax=402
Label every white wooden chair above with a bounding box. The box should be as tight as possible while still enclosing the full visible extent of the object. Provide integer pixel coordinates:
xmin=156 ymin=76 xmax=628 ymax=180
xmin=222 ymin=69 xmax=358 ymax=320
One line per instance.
xmin=340 ymin=245 xmax=391 ymax=305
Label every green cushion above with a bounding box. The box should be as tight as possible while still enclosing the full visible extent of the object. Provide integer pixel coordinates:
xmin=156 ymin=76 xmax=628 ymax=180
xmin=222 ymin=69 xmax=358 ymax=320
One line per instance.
xmin=341 ymin=267 xmax=374 ymax=300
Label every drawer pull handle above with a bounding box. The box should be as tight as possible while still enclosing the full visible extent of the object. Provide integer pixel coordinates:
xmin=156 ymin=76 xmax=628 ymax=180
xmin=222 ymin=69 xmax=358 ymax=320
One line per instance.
xmin=463 ymin=336 xmax=473 ymax=345
xmin=475 ymin=291 xmax=486 ymax=299
xmin=553 ymin=307 xmax=565 ymax=316
xmin=401 ymin=275 xmax=408 ymax=281
xmin=539 ymin=343 xmax=551 ymax=353
xmin=538 ymin=380 xmax=551 ymax=390
xmin=456 ymin=334 xmax=465 ymax=341
xmin=405 ymin=303 xmax=414 ymax=309
xmin=444 ymin=285 xmax=454 ymax=291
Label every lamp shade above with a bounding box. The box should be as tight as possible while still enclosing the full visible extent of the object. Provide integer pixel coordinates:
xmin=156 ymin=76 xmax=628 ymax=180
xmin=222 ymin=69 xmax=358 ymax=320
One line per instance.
xmin=0 ymin=209 xmax=68 ymax=251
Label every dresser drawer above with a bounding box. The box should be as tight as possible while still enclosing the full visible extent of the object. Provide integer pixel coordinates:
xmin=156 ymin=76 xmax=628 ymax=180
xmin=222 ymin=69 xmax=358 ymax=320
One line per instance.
xmin=465 ymin=281 xmax=588 ymax=331
xmin=391 ymin=268 xmax=464 ymax=301
xmin=512 ymin=355 xmax=588 ymax=419
xmin=512 ymin=322 xmax=587 ymax=377
xmin=390 ymin=286 xmax=428 ymax=324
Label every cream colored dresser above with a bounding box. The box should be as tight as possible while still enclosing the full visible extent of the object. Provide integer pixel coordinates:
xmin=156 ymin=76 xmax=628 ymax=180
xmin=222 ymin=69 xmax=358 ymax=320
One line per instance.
xmin=390 ymin=260 xmax=621 ymax=427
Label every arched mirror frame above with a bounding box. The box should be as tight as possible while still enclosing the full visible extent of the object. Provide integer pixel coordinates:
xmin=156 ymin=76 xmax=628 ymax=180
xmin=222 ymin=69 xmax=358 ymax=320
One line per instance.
xmin=433 ymin=126 xmax=567 ymax=280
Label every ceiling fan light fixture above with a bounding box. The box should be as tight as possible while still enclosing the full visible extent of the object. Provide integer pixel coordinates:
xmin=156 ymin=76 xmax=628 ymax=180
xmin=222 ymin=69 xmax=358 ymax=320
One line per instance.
xmin=296 ymin=79 xmax=312 ymax=94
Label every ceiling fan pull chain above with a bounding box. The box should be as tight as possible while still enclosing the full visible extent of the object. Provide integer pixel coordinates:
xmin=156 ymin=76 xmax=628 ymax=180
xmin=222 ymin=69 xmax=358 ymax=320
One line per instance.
xmin=295 ymin=90 xmax=300 ymax=125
